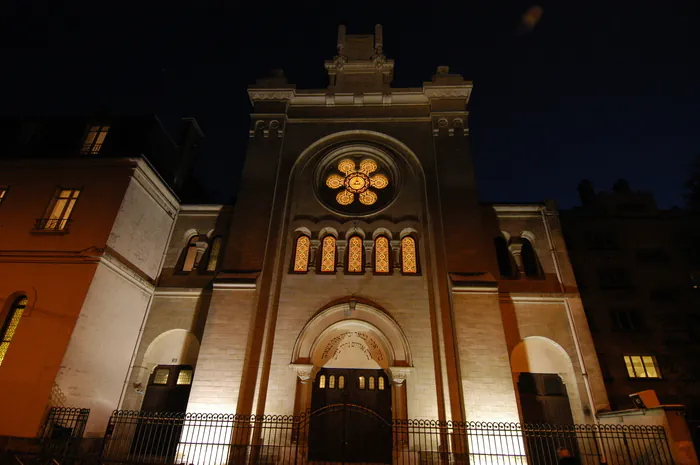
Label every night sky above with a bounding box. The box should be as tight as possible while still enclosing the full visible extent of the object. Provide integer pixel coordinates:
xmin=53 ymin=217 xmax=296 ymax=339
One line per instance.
xmin=2 ymin=1 xmax=698 ymax=208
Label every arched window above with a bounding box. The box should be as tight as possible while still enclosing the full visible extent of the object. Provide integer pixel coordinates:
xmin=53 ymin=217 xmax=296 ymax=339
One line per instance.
xmin=182 ymin=235 xmax=199 ymax=272
xmin=346 ymin=236 xmax=364 ymax=273
xmin=522 ymin=238 xmax=541 ymax=277
xmin=293 ymin=235 xmax=311 ymax=272
xmin=368 ymin=376 xmax=376 ymax=390
xmin=319 ymin=375 xmax=326 ymax=389
xmin=401 ymin=236 xmax=418 ymax=274
xmin=378 ymin=376 xmax=385 ymax=390
xmin=0 ymin=296 xmax=27 ymax=366
xmin=329 ymin=375 xmax=336 ymax=389
xmin=358 ymin=376 xmax=366 ymax=390
xmin=206 ymin=237 xmax=222 ymax=272
xmin=338 ymin=375 xmax=345 ymax=389
xmin=374 ymin=236 xmax=390 ymax=273
xmin=320 ymin=236 xmax=336 ymax=273
xmin=495 ymin=236 xmax=514 ymax=277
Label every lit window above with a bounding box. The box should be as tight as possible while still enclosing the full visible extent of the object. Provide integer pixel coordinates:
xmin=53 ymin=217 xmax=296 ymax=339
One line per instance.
xmin=329 ymin=375 xmax=335 ymax=389
xmin=338 ymin=375 xmax=345 ymax=389
xmin=293 ymin=235 xmax=310 ymax=272
xmin=81 ymin=125 xmax=110 ymax=155
xmin=624 ymin=355 xmax=661 ymax=379
xmin=39 ymin=188 xmax=80 ymax=231
xmin=325 ymin=158 xmax=389 ymax=206
xmin=182 ymin=236 xmax=199 ymax=272
xmin=153 ymin=368 xmax=170 ymax=385
xmin=358 ymin=376 xmax=365 ymax=390
xmin=207 ymin=237 xmax=222 ymax=272
xmin=401 ymin=236 xmax=417 ymax=274
xmin=0 ymin=187 xmax=7 ymax=206
xmin=368 ymin=376 xmax=375 ymax=390
xmin=375 ymin=236 xmax=390 ymax=273
xmin=347 ymin=236 xmax=364 ymax=273
xmin=378 ymin=376 xmax=385 ymax=390
xmin=177 ymin=368 xmax=193 ymax=385
xmin=319 ymin=375 xmax=326 ymax=389
xmin=0 ymin=296 xmax=27 ymax=366
xmin=320 ymin=236 xmax=336 ymax=273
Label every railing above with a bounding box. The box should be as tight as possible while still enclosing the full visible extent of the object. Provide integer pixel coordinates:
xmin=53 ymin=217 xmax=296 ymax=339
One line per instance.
xmin=34 ymin=217 xmax=71 ymax=231
xmin=6 ymin=406 xmax=674 ymax=465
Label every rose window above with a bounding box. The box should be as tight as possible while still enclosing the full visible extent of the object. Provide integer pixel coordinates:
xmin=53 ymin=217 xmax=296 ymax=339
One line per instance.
xmin=325 ymin=158 xmax=389 ymax=206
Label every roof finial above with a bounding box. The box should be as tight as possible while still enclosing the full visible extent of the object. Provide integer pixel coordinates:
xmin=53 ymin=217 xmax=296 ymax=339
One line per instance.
xmin=337 ymin=25 xmax=347 ymax=55
xmin=374 ymin=24 xmax=383 ymax=54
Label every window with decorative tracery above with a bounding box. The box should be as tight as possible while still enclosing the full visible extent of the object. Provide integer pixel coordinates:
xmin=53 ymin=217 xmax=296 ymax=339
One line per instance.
xmin=325 ymin=158 xmax=389 ymax=206
xmin=320 ymin=236 xmax=336 ymax=273
xmin=293 ymin=235 xmax=311 ymax=272
xmin=0 ymin=296 xmax=27 ymax=366
xmin=374 ymin=236 xmax=390 ymax=273
xmin=347 ymin=236 xmax=364 ymax=273
xmin=401 ymin=236 xmax=418 ymax=274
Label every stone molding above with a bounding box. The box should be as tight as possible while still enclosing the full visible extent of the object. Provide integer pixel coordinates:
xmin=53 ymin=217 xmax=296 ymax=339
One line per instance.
xmin=387 ymin=366 xmax=414 ymax=385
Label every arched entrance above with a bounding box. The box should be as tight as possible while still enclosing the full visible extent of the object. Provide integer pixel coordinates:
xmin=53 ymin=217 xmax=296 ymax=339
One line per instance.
xmin=290 ymin=301 xmax=413 ymax=464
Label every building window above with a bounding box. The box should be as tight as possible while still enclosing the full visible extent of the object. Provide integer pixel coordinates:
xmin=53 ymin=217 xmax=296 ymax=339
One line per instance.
xmin=329 ymin=375 xmax=336 ymax=389
xmin=598 ymin=267 xmax=631 ymax=289
xmin=368 ymin=376 xmax=375 ymax=390
xmin=521 ymin=238 xmax=541 ymax=277
xmin=358 ymin=376 xmax=366 ymax=390
xmin=320 ymin=236 xmax=336 ymax=273
xmin=152 ymin=368 xmax=170 ymax=385
xmin=378 ymin=376 xmax=385 ymax=390
xmin=176 ymin=368 xmax=194 ymax=385
xmin=338 ymin=375 xmax=345 ymax=389
xmin=624 ymin=355 xmax=661 ymax=379
xmin=610 ymin=309 xmax=645 ymax=331
xmin=401 ymin=236 xmax=418 ymax=274
xmin=0 ymin=296 xmax=27 ymax=366
xmin=494 ymin=236 xmax=514 ymax=278
xmin=81 ymin=125 xmax=110 ymax=155
xmin=182 ymin=236 xmax=199 ymax=272
xmin=585 ymin=231 xmax=619 ymax=250
xmin=38 ymin=188 xmax=80 ymax=231
xmin=293 ymin=235 xmax=310 ymax=273
xmin=318 ymin=375 xmax=326 ymax=389
xmin=374 ymin=236 xmax=390 ymax=273
xmin=0 ymin=187 xmax=7 ymax=206
xmin=346 ymin=236 xmax=364 ymax=273
xmin=206 ymin=237 xmax=222 ymax=272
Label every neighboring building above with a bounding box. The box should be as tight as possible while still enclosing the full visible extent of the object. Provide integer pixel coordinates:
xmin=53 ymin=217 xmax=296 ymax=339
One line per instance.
xmin=116 ymin=26 xmax=608 ymax=461
xmin=561 ymin=180 xmax=700 ymax=443
xmin=0 ymin=115 xmax=202 ymax=436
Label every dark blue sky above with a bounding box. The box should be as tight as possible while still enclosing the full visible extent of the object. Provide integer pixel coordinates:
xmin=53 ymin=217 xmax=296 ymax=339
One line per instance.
xmin=2 ymin=0 xmax=698 ymax=207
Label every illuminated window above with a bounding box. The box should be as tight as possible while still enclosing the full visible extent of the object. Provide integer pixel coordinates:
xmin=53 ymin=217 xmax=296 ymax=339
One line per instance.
xmin=358 ymin=376 xmax=365 ymax=390
xmin=325 ymin=158 xmax=389 ymax=206
xmin=320 ymin=236 xmax=336 ymax=273
xmin=378 ymin=376 xmax=385 ymax=390
xmin=293 ymin=235 xmax=310 ymax=272
xmin=319 ymin=375 xmax=326 ymax=389
xmin=206 ymin=237 xmax=222 ymax=272
xmin=329 ymin=375 xmax=335 ymax=389
xmin=177 ymin=368 xmax=194 ymax=385
xmin=182 ymin=236 xmax=199 ymax=272
xmin=81 ymin=125 xmax=109 ymax=155
xmin=374 ymin=236 xmax=390 ymax=273
xmin=338 ymin=375 xmax=345 ymax=389
xmin=347 ymin=236 xmax=364 ymax=273
xmin=0 ymin=296 xmax=27 ymax=366
xmin=401 ymin=236 xmax=418 ymax=274
xmin=39 ymin=188 xmax=80 ymax=231
xmin=624 ymin=355 xmax=661 ymax=379
xmin=0 ymin=187 xmax=7 ymax=206
xmin=153 ymin=368 xmax=170 ymax=385
xmin=368 ymin=376 xmax=375 ymax=390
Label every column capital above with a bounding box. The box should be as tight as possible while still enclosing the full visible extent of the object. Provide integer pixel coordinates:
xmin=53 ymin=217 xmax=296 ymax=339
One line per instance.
xmin=290 ymin=364 xmax=316 ymax=383
xmin=388 ymin=366 xmax=413 ymax=385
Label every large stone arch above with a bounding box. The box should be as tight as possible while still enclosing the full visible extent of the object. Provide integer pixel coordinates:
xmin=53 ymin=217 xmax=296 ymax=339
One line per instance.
xmin=144 ymin=329 xmax=200 ymax=369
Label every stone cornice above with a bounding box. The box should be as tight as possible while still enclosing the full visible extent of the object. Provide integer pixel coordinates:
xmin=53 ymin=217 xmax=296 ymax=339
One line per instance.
xmin=422 ymin=85 xmax=473 ymax=100
xmin=247 ymin=89 xmax=295 ymax=103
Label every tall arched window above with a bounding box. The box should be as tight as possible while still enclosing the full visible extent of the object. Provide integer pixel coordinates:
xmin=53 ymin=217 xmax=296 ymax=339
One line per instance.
xmin=320 ymin=236 xmax=336 ymax=273
xmin=495 ymin=236 xmax=514 ymax=277
xmin=346 ymin=236 xmax=364 ymax=273
xmin=206 ymin=237 xmax=222 ymax=272
xmin=401 ymin=236 xmax=418 ymax=274
xmin=522 ymin=238 xmax=541 ymax=277
xmin=374 ymin=236 xmax=390 ymax=273
xmin=0 ymin=296 xmax=27 ymax=366
xmin=182 ymin=235 xmax=199 ymax=272
xmin=293 ymin=235 xmax=311 ymax=272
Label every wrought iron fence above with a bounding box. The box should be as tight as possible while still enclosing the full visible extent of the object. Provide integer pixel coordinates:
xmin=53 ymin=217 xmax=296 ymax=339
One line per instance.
xmin=97 ymin=405 xmax=674 ymax=465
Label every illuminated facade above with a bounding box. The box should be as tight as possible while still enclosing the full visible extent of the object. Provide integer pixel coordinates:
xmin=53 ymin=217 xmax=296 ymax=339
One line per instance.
xmin=119 ymin=26 xmax=609 ymax=447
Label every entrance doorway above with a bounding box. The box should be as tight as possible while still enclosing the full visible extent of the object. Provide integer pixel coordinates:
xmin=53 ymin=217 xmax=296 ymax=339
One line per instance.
xmin=517 ymin=373 xmax=575 ymax=425
xmin=309 ymin=368 xmax=392 ymax=463
xmin=141 ymin=364 xmax=194 ymax=412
